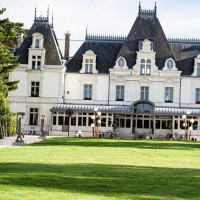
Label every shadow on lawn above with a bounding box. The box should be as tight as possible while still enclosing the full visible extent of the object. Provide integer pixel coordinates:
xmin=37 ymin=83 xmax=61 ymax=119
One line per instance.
xmin=30 ymin=137 xmax=200 ymax=150
xmin=0 ymin=162 xmax=200 ymax=199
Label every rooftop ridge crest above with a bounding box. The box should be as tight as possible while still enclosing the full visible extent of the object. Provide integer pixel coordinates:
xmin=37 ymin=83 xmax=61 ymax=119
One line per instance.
xmin=85 ymin=33 xmax=127 ymax=42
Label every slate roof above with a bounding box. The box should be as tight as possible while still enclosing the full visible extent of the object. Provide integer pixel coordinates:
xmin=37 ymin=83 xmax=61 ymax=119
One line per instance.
xmin=170 ymin=44 xmax=200 ymax=75
xmin=17 ymin=21 xmax=63 ymax=65
xmin=117 ymin=13 xmax=175 ymax=70
xmin=67 ymin=8 xmax=200 ymax=75
xmin=67 ymin=41 xmax=123 ymax=73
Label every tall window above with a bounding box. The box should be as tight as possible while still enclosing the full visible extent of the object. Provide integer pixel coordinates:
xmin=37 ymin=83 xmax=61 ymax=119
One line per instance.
xmin=196 ymin=88 xmax=200 ymax=104
xmin=141 ymin=86 xmax=149 ymax=100
xmin=85 ymin=59 xmax=93 ymax=73
xmin=116 ymin=86 xmax=124 ymax=101
xmin=31 ymin=82 xmax=40 ymax=97
xmin=35 ymin=39 xmax=39 ymax=48
xmin=84 ymin=85 xmax=92 ymax=100
xmin=197 ymin=63 xmax=200 ymax=77
xmin=32 ymin=55 xmax=41 ymax=70
xmin=140 ymin=59 xmax=151 ymax=75
xmin=29 ymin=108 xmax=38 ymax=125
xmin=165 ymin=87 xmax=173 ymax=103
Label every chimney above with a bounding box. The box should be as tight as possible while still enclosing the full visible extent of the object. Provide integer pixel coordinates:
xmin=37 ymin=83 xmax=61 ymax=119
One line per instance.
xmin=17 ymin=33 xmax=24 ymax=48
xmin=64 ymin=32 xmax=71 ymax=60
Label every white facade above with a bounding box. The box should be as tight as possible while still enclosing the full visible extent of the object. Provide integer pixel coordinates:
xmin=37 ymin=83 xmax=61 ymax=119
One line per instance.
xmin=8 ymin=11 xmax=200 ymax=139
xmin=9 ymin=30 xmax=65 ymax=134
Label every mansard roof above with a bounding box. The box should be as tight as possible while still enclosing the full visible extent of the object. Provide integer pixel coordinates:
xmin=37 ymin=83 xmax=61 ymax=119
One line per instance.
xmin=17 ymin=20 xmax=63 ymax=65
xmin=67 ymin=6 xmax=200 ymax=75
xmin=67 ymin=41 xmax=123 ymax=73
xmin=117 ymin=10 xmax=175 ymax=70
xmin=170 ymin=43 xmax=200 ymax=75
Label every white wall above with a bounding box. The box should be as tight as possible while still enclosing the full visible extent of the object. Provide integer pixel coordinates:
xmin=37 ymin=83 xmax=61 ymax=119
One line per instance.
xmin=64 ymin=73 xmax=109 ymax=104
xmin=8 ymin=64 xmax=65 ymax=133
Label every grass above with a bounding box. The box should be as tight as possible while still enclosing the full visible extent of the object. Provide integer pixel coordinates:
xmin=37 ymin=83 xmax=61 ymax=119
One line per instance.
xmin=0 ymin=138 xmax=200 ymax=200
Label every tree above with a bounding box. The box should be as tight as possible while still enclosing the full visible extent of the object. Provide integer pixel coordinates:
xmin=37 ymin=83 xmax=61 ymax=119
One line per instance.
xmin=0 ymin=8 xmax=24 ymax=138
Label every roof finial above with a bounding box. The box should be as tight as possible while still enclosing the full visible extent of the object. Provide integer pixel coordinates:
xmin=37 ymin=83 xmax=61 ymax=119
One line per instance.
xmin=34 ymin=5 xmax=37 ymax=20
xmin=154 ymin=2 xmax=157 ymax=15
xmin=86 ymin=25 xmax=88 ymax=37
xmin=47 ymin=5 xmax=49 ymax=21
xmin=51 ymin=12 xmax=54 ymax=28
xmin=139 ymin=1 xmax=141 ymax=14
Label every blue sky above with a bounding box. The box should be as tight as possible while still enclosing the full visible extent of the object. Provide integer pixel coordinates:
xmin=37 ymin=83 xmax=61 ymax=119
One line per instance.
xmin=1 ymin=0 xmax=200 ymax=56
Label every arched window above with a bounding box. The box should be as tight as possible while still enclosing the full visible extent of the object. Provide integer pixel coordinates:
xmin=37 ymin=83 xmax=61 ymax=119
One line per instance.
xmin=35 ymin=39 xmax=39 ymax=48
xmin=134 ymin=101 xmax=154 ymax=114
xmin=140 ymin=59 xmax=151 ymax=75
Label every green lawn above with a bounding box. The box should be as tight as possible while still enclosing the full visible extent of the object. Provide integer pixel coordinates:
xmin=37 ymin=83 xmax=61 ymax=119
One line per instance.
xmin=0 ymin=138 xmax=200 ymax=200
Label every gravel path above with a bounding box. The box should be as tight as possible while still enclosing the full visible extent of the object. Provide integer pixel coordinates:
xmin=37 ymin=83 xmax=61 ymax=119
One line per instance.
xmin=0 ymin=135 xmax=44 ymax=147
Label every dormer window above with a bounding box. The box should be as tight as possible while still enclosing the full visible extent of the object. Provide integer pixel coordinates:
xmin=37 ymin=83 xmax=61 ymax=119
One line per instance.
xmin=118 ymin=58 xmax=125 ymax=67
xmin=191 ymin=54 xmax=200 ymax=77
xmin=28 ymin=32 xmax=46 ymax=70
xmin=163 ymin=58 xmax=177 ymax=71
xmin=167 ymin=60 xmax=174 ymax=69
xmin=80 ymin=50 xmax=98 ymax=74
xmin=31 ymin=33 xmax=44 ymax=49
xmin=140 ymin=59 xmax=151 ymax=75
xmin=85 ymin=59 xmax=93 ymax=73
xmin=35 ymin=39 xmax=39 ymax=48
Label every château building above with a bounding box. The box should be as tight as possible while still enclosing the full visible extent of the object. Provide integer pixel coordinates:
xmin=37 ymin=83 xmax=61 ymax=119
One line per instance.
xmin=9 ymin=4 xmax=200 ymax=139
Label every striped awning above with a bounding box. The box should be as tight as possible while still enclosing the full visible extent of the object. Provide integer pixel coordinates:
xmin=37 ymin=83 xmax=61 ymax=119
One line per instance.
xmin=50 ymin=104 xmax=200 ymax=115
xmin=51 ymin=104 xmax=132 ymax=113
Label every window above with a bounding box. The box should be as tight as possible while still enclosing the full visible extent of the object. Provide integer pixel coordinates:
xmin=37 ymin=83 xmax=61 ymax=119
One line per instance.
xmin=29 ymin=108 xmax=38 ymax=125
xmin=116 ymin=86 xmax=124 ymax=101
xmin=71 ymin=116 xmax=76 ymax=126
xmin=78 ymin=113 xmax=87 ymax=126
xmin=167 ymin=60 xmax=174 ymax=69
xmin=53 ymin=116 xmax=57 ymax=125
xmin=85 ymin=59 xmax=93 ymax=73
xmin=32 ymin=55 xmax=41 ymax=70
xmin=141 ymin=87 xmax=149 ymax=100
xmin=118 ymin=58 xmax=125 ymax=67
xmin=134 ymin=102 xmax=153 ymax=114
xmin=58 ymin=116 xmax=64 ymax=125
xmin=197 ymin=63 xmax=200 ymax=77
xmin=101 ymin=116 xmax=106 ymax=127
xmin=165 ymin=87 xmax=173 ymax=103
xmin=196 ymin=88 xmax=200 ymax=104
xmin=114 ymin=114 xmax=131 ymax=128
xmin=84 ymin=85 xmax=92 ymax=100
xmin=35 ymin=39 xmax=39 ymax=48
xmin=140 ymin=59 xmax=151 ymax=75
xmin=31 ymin=82 xmax=39 ymax=97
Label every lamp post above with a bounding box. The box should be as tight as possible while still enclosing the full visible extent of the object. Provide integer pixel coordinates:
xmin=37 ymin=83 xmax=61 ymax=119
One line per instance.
xmin=65 ymin=109 xmax=73 ymax=137
xmin=40 ymin=115 xmax=46 ymax=138
xmin=91 ymin=107 xmax=101 ymax=137
xmin=182 ymin=110 xmax=194 ymax=141
xmin=15 ymin=112 xmax=25 ymax=142
xmin=91 ymin=123 xmax=95 ymax=138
